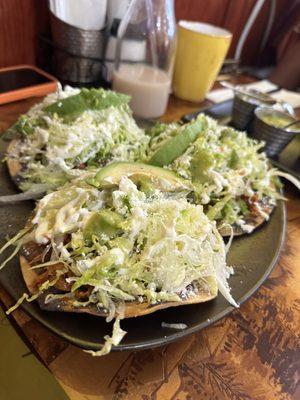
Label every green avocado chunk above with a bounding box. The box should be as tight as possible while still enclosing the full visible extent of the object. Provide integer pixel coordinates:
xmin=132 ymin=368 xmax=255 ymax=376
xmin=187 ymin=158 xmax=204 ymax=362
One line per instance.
xmin=83 ymin=210 xmax=123 ymax=242
xmin=86 ymin=162 xmax=192 ymax=192
xmin=148 ymin=119 xmax=204 ymax=167
xmin=44 ymin=88 xmax=130 ymax=122
xmin=190 ymin=148 xmax=214 ymax=183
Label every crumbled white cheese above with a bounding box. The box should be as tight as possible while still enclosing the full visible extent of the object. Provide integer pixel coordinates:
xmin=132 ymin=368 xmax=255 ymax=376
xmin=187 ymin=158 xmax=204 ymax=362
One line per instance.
xmin=161 ymin=322 xmax=187 ymax=330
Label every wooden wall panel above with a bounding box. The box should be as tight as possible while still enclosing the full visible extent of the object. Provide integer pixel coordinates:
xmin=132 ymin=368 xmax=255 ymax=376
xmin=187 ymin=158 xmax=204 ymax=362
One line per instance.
xmin=0 ymin=0 xmax=298 ymax=69
xmin=175 ymin=0 xmax=297 ymax=64
xmin=223 ymin=0 xmax=260 ymax=60
xmin=175 ymin=0 xmax=267 ymax=61
xmin=0 ymin=0 xmax=36 ymax=67
xmin=223 ymin=0 xmax=298 ymax=64
xmin=174 ymin=0 xmax=231 ymax=27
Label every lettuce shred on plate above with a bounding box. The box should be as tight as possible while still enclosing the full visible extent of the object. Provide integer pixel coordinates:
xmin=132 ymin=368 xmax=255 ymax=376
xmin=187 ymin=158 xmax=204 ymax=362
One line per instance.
xmin=10 ymin=86 xmax=149 ymax=192
xmin=0 ymin=167 xmax=236 ymax=355
xmin=147 ymin=114 xmax=287 ymax=232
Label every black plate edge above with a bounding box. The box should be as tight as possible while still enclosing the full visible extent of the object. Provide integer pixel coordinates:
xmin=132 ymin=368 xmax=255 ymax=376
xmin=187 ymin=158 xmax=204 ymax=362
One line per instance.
xmin=270 ymin=158 xmax=300 ymax=181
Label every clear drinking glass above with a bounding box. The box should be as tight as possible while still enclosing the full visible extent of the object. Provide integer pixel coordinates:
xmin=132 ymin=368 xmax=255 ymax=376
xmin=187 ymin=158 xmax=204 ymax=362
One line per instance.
xmin=112 ymin=0 xmax=176 ymax=119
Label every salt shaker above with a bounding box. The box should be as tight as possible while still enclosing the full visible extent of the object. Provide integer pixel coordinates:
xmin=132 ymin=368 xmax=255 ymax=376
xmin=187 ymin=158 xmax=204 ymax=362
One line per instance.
xmin=112 ymin=0 xmax=177 ymax=119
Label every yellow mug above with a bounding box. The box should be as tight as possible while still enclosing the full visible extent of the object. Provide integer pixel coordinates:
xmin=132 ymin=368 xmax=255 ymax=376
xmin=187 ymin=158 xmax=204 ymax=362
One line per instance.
xmin=173 ymin=21 xmax=232 ymax=102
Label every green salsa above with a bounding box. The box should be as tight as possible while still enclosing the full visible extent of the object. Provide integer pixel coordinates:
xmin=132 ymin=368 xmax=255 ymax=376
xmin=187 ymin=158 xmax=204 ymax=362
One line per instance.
xmin=261 ymin=113 xmax=294 ymax=129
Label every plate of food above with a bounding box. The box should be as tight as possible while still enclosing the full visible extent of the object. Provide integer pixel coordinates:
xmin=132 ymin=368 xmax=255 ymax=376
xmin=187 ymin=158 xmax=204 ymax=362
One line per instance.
xmin=0 ymin=86 xmax=292 ymax=355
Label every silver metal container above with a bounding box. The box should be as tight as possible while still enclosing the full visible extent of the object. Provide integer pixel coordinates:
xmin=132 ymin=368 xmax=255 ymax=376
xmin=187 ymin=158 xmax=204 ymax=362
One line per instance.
xmin=251 ymin=107 xmax=300 ymax=157
xmin=231 ymin=89 xmax=276 ymax=131
xmin=50 ymin=12 xmax=105 ymax=83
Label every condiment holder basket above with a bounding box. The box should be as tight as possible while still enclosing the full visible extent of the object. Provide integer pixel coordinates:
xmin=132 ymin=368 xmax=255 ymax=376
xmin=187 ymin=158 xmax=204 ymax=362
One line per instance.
xmin=50 ymin=12 xmax=105 ymax=84
xmin=251 ymin=107 xmax=300 ymax=157
xmin=231 ymin=89 xmax=276 ymax=131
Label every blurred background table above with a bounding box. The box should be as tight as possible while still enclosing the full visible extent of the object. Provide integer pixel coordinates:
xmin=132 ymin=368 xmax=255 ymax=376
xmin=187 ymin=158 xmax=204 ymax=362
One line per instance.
xmin=0 ymin=76 xmax=299 ymax=400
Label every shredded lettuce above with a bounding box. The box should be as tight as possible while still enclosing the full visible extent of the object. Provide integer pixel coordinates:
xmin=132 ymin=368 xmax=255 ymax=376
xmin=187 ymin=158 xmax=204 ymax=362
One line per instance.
xmin=0 ymin=167 xmax=237 ymax=354
xmin=26 ymin=175 xmax=230 ymax=304
xmin=147 ymin=114 xmax=285 ymax=231
xmin=9 ymin=86 xmax=149 ymax=192
xmin=5 ymin=268 xmax=67 ymax=315
xmin=85 ymin=317 xmax=126 ymax=357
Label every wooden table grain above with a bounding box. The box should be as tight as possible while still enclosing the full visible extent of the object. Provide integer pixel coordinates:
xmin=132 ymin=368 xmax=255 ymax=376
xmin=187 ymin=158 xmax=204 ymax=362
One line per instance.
xmin=0 ymin=83 xmax=299 ymax=400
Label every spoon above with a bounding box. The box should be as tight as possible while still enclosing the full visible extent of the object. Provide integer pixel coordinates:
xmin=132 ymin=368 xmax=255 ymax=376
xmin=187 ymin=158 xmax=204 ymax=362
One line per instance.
xmin=283 ymin=119 xmax=300 ymax=131
xmin=220 ymin=81 xmax=275 ymax=104
xmin=220 ymin=81 xmax=295 ymax=116
xmin=0 ymin=190 xmax=45 ymax=204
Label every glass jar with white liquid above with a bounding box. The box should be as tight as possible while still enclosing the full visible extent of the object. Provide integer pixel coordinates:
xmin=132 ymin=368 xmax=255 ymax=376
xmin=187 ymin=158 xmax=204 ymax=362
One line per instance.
xmin=112 ymin=0 xmax=176 ymax=119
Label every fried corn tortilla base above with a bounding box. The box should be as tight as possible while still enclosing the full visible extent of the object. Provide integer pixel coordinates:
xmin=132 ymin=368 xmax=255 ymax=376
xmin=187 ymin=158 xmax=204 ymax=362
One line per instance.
xmin=219 ymin=200 xmax=275 ymax=236
xmin=20 ymin=245 xmax=217 ymax=319
xmin=6 ymin=138 xmax=23 ymax=189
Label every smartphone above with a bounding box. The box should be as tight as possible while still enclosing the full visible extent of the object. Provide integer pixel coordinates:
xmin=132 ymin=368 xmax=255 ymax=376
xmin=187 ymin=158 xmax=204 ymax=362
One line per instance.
xmin=0 ymin=65 xmax=58 ymax=105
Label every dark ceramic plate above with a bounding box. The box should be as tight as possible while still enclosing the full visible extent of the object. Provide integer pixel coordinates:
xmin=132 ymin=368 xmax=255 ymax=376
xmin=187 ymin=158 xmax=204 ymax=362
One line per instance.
xmin=0 ymin=135 xmax=286 ymax=351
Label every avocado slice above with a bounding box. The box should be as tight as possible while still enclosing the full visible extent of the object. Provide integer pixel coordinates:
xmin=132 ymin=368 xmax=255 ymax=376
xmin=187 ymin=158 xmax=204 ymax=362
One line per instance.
xmin=190 ymin=148 xmax=214 ymax=183
xmin=44 ymin=89 xmax=130 ymax=122
xmin=148 ymin=118 xmax=204 ymax=167
xmin=86 ymin=162 xmax=192 ymax=192
xmin=83 ymin=210 xmax=123 ymax=242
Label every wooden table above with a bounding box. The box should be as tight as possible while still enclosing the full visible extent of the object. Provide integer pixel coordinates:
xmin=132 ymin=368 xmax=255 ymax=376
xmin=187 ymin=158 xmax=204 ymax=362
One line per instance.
xmin=0 ymin=80 xmax=299 ymax=400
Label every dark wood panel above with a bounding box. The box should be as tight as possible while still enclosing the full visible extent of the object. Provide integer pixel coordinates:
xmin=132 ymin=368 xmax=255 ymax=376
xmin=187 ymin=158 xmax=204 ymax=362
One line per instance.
xmin=223 ymin=0 xmax=300 ymax=65
xmin=0 ymin=0 xmax=36 ymax=67
xmin=175 ymin=0 xmax=260 ymax=60
xmin=175 ymin=0 xmax=230 ymax=27
xmin=175 ymin=0 xmax=296 ymax=64
xmin=223 ymin=0 xmax=260 ymax=60
xmin=0 ymin=0 xmax=297 ymax=70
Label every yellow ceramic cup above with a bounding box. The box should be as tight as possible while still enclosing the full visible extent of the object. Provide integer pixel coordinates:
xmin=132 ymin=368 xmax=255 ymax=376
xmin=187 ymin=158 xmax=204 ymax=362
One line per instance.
xmin=173 ymin=21 xmax=232 ymax=102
